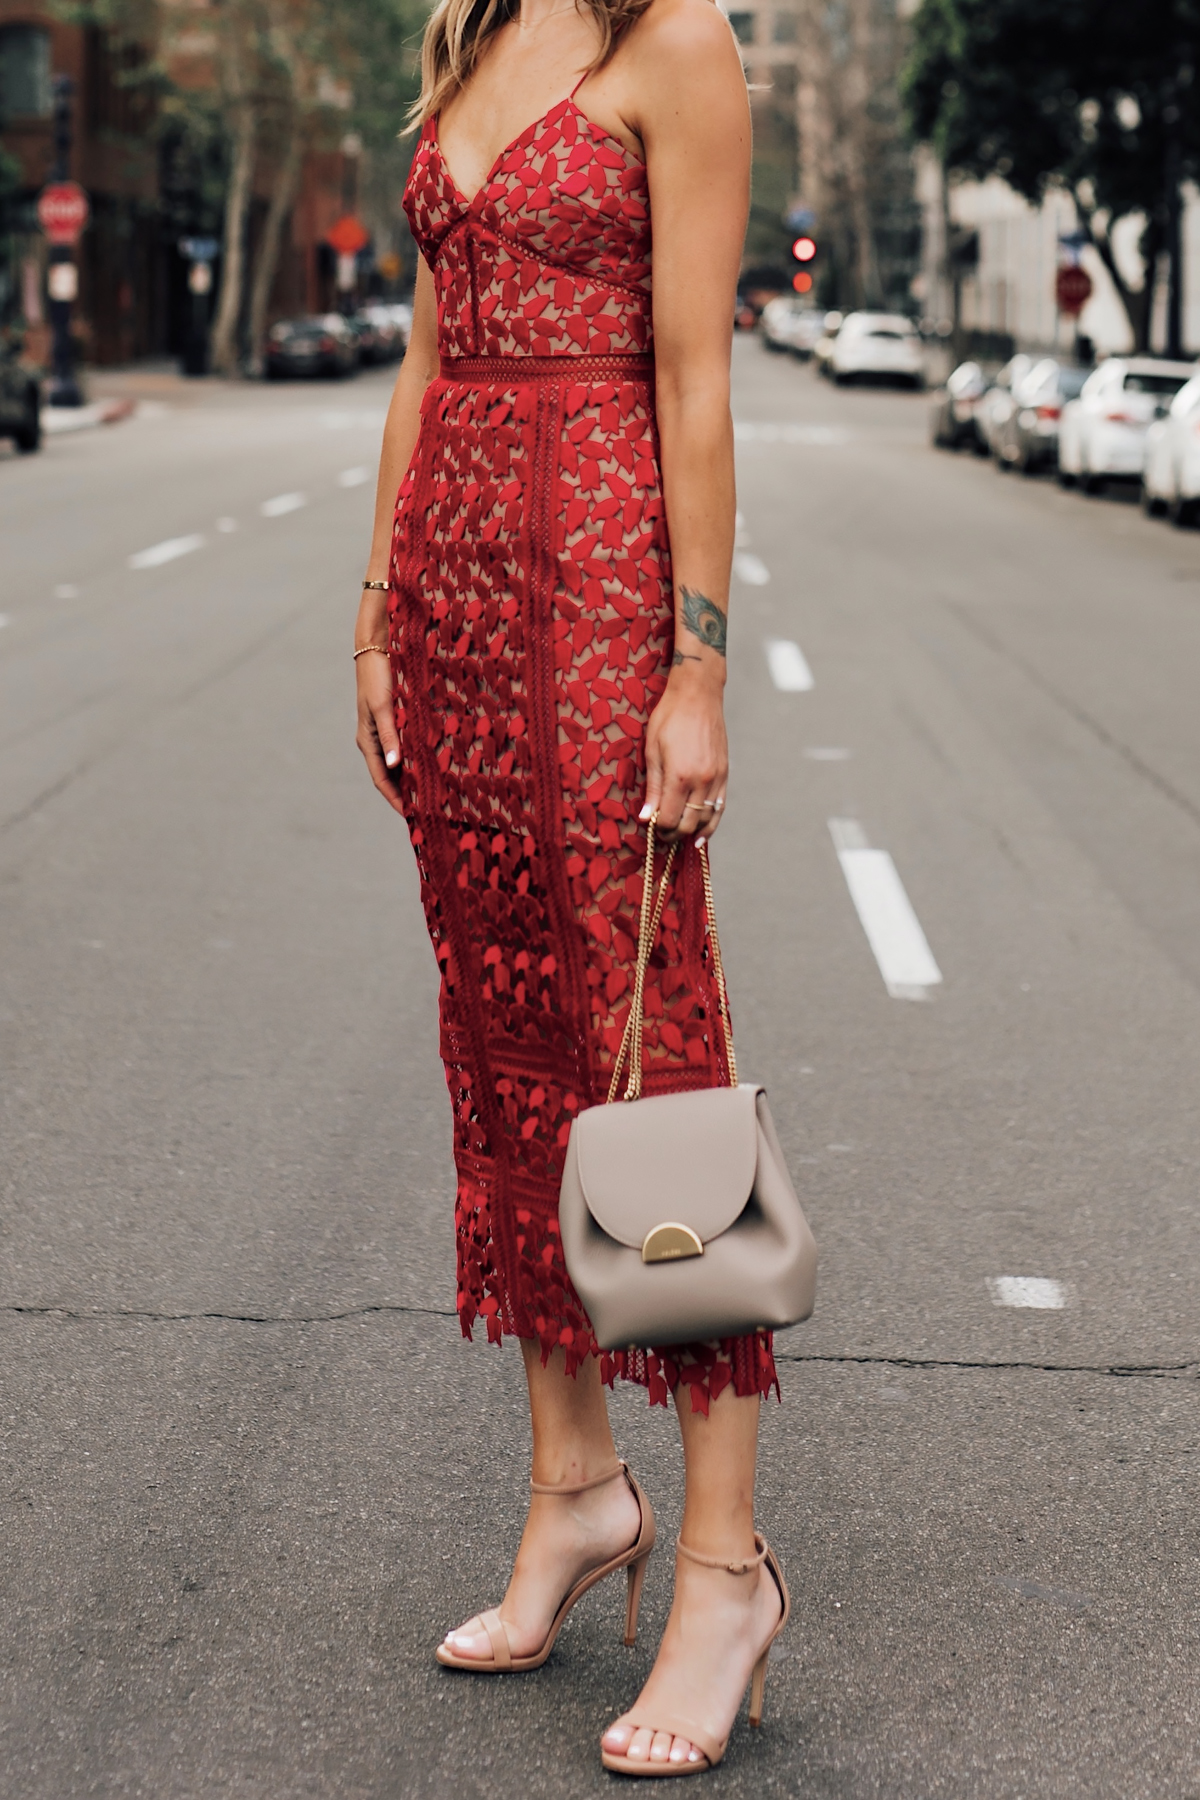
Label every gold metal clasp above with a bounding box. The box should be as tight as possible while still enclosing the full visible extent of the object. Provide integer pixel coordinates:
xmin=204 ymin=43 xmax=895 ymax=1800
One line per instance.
xmin=641 ymin=1222 xmax=704 ymax=1264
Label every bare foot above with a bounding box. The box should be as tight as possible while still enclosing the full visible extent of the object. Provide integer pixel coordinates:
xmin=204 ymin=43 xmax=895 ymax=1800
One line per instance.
xmin=441 ymin=1468 xmax=643 ymax=1661
xmin=601 ymin=1551 xmax=784 ymax=1768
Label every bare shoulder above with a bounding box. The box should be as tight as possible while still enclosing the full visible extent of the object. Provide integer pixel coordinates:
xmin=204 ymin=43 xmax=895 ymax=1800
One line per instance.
xmin=620 ymin=0 xmax=746 ymax=109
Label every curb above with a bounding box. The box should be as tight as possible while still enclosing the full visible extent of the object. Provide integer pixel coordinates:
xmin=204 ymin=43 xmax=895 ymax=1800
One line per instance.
xmin=42 ymin=397 xmax=137 ymax=436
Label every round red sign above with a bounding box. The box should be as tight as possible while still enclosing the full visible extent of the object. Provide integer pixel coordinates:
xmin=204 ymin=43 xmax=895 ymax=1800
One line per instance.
xmin=326 ymin=215 xmax=369 ymax=257
xmin=1056 ymin=263 xmax=1093 ymax=317
xmin=37 ymin=181 xmax=90 ymax=246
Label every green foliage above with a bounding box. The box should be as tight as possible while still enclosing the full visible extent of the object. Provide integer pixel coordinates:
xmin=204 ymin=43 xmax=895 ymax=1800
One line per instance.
xmin=904 ymin=0 xmax=1200 ymax=207
xmin=902 ymin=0 xmax=1200 ymax=344
xmin=343 ymin=0 xmax=428 ymax=150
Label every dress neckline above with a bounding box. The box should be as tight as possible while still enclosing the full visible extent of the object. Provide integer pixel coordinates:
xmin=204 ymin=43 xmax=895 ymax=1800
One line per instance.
xmin=430 ymin=95 xmax=644 ymax=210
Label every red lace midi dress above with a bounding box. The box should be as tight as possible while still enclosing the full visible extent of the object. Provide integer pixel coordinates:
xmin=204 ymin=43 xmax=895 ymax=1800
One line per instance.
xmin=389 ymin=93 xmax=778 ymax=1412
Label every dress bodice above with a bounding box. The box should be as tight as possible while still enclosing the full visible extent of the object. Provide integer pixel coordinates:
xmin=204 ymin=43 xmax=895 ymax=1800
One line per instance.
xmin=403 ymin=97 xmax=653 ymax=360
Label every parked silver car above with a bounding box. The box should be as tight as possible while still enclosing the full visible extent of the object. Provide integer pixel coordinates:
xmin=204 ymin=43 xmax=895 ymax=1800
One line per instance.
xmin=930 ymin=360 xmax=989 ymax=453
xmin=993 ymin=359 xmax=1088 ymax=474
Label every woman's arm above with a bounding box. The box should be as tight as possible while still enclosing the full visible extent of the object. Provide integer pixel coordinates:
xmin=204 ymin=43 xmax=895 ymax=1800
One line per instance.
xmin=629 ymin=0 xmax=751 ymax=837
xmin=355 ymin=256 xmax=440 ymax=812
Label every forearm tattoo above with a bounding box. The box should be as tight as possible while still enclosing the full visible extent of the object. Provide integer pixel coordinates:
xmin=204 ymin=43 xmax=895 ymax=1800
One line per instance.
xmin=673 ymin=651 xmax=702 ymax=666
xmin=680 ymin=585 xmax=728 ymax=657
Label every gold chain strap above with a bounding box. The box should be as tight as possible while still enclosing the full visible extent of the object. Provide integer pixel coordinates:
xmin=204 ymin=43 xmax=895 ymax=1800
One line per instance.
xmin=605 ymin=814 xmax=737 ymax=1104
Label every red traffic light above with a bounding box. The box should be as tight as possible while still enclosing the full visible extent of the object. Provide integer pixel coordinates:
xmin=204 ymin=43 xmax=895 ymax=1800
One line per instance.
xmin=792 ymin=236 xmax=817 ymax=263
xmin=792 ymin=272 xmax=813 ymax=294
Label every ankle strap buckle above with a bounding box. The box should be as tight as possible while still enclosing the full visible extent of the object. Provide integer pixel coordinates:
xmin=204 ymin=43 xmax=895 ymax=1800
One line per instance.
xmin=675 ymin=1531 xmax=767 ymax=1575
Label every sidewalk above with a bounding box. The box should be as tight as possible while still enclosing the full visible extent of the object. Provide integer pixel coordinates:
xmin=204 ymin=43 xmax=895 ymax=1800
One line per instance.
xmin=42 ymin=360 xmax=243 ymax=435
xmin=42 ymin=397 xmax=137 ymax=435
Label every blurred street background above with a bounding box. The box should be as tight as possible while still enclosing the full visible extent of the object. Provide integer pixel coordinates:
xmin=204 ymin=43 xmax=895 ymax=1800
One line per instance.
xmin=4 ymin=2 xmax=1200 ymax=1798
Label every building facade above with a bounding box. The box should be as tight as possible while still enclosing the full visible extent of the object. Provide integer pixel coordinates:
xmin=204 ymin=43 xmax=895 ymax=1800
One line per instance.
xmin=722 ymin=0 xmax=920 ymax=311
xmin=0 ymin=0 xmax=407 ymax=370
xmin=0 ymin=5 xmax=162 ymax=364
xmin=915 ymin=150 xmax=1200 ymax=362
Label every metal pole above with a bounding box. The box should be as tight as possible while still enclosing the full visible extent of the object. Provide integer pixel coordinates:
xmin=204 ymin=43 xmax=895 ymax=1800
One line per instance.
xmin=47 ymin=74 xmax=82 ymax=407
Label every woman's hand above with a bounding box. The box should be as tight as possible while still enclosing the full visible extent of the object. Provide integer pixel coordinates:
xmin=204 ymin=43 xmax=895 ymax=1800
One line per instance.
xmin=641 ymin=659 xmax=727 ymax=840
xmin=354 ymin=595 xmax=405 ymax=814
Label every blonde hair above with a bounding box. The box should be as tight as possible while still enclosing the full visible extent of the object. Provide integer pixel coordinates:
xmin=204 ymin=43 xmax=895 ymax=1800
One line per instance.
xmin=406 ymin=0 xmax=652 ymax=131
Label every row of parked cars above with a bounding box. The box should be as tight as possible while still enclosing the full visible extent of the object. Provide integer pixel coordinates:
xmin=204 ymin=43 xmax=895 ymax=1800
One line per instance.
xmin=931 ymin=351 xmax=1200 ymax=519
xmin=263 ymin=301 xmax=412 ymax=380
xmin=761 ymin=297 xmax=926 ymax=389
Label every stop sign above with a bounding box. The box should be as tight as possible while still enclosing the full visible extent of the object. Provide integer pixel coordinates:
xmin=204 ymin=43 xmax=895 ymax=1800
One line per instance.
xmin=37 ymin=181 xmax=90 ymax=246
xmin=326 ymin=215 xmax=369 ymax=257
xmin=1056 ymin=263 xmax=1093 ymax=317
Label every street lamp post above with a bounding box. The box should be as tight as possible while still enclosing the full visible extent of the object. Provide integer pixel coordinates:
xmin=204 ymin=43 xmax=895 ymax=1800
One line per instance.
xmin=46 ymin=74 xmax=83 ymax=408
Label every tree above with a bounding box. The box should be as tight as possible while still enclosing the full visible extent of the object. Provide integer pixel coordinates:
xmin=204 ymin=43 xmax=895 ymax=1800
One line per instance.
xmin=73 ymin=0 xmax=426 ymax=373
xmin=797 ymin=0 xmax=920 ymax=312
xmin=902 ymin=0 xmax=1200 ymax=354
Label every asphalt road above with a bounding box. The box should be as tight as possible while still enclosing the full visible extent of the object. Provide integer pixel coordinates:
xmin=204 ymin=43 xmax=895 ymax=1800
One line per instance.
xmin=2 ymin=341 xmax=1198 ymax=1800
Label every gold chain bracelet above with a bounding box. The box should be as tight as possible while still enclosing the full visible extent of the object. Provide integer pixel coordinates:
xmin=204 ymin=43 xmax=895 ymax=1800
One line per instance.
xmin=353 ymin=644 xmax=390 ymax=661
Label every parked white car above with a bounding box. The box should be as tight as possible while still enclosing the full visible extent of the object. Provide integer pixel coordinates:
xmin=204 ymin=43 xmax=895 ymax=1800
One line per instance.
xmin=1141 ymin=373 xmax=1200 ymax=523
xmin=759 ymin=295 xmax=822 ymax=357
xmin=829 ymin=312 xmax=923 ymax=388
xmin=812 ymin=311 xmax=844 ymax=377
xmin=1058 ymin=356 xmax=1195 ymax=493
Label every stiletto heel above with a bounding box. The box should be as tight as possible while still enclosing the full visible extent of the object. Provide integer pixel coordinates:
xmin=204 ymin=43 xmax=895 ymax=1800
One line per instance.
xmin=436 ymin=1461 xmax=656 ymax=1673
xmin=600 ymin=1535 xmax=790 ymax=1776
xmin=624 ymin=1548 xmax=651 ymax=1646
xmin=747 ymin=1646 xmax=769 ymax=1728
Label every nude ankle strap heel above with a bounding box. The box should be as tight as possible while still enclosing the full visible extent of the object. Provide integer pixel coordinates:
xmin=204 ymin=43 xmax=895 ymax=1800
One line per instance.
xmin=599 ymin=1533 xmax=791 ymax=1776
xmin=436 ymin=1461 xmax=656 ymax=1673
xmin=675 ymin=1535 xmax=784 ymax=1727
xmin=529 ymin=1460 xmax=623 ymax=1496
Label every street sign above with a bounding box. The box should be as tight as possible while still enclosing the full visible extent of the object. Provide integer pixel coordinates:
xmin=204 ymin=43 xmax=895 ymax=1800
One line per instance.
xmin=47 ymin=262 xmax=79 ymax=302
xmin=326 ymin=215 xmax=369 ymax=257
xmin=1056 ymin=264 xmax=1093 ymax=316
xmin=37 ymin=181 xmax=90 ymax=246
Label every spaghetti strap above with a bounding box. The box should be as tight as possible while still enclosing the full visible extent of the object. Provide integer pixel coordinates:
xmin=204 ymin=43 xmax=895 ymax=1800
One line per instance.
xmin=569 ymin=69 xmax=590 ymax=100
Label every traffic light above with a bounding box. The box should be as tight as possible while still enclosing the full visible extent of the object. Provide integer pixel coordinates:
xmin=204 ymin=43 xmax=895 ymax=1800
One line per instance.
xmin=791 ymin=235 xmax=817 ymax=294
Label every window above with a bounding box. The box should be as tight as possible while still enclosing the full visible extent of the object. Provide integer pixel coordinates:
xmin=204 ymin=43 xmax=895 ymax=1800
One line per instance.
xmin=773 ymin=10 xmax=798 ymax=42
xmin=729 ymin=11 xmax=756 ymax=44
xmin=1124 ymin=371 xmax=1190 ymax=397
xmin=0 ymin=25 xmax=52 ymax=123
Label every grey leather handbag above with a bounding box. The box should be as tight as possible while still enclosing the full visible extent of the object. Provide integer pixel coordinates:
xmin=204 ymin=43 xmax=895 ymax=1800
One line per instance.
xmin=559 ymin=817 xmax=817 ymax=1350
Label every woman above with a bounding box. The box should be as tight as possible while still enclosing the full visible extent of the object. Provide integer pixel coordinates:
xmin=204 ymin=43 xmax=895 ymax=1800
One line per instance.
xmin=354 ymin=0 xmax=786 ymax=1773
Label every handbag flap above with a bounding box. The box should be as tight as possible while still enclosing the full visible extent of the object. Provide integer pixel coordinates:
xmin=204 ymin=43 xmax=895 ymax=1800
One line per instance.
xmin=574 ymin=1084 xmax=761 ymax=1250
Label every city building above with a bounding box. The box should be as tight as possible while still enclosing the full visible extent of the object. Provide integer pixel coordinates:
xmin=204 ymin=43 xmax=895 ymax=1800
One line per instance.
xmin=914 ymin=152 xmax=1200 ymax=362
xmin=0 ymin=4 xmax=160 ymax=365
xmin=0 ymin=0 xmax=402 ymax=371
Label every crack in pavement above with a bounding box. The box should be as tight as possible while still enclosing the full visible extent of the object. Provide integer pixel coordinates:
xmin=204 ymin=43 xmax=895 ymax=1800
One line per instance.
xmin=4 ymin=1304 xmax=1196 ymax=1379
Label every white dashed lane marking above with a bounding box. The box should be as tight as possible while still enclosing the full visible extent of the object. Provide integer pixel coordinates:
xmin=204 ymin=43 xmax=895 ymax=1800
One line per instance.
xmin=129 ymin=534 xmax=205 ymax=570
xmin=765 ymin=638 xmax=814 ymax=691
xmin=338 ymin=466 xmax=371 ymax=488
xmin=733 ymin=550 xmax=770 ymax=586
xmin=260 ymin=492 xmax=306 ymax=518
xmin=216 ymin=516 xmax=238 ymax=533
xmin=988 ymin=1277 xmax=1066 ymax=1310
xmin=805 ymin=747 xmax=850 ymax=761
xmin=829 ymin=818 xmax=942 ymax=1001
xmin=53 ymin=583 xmax=79 ymax=600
